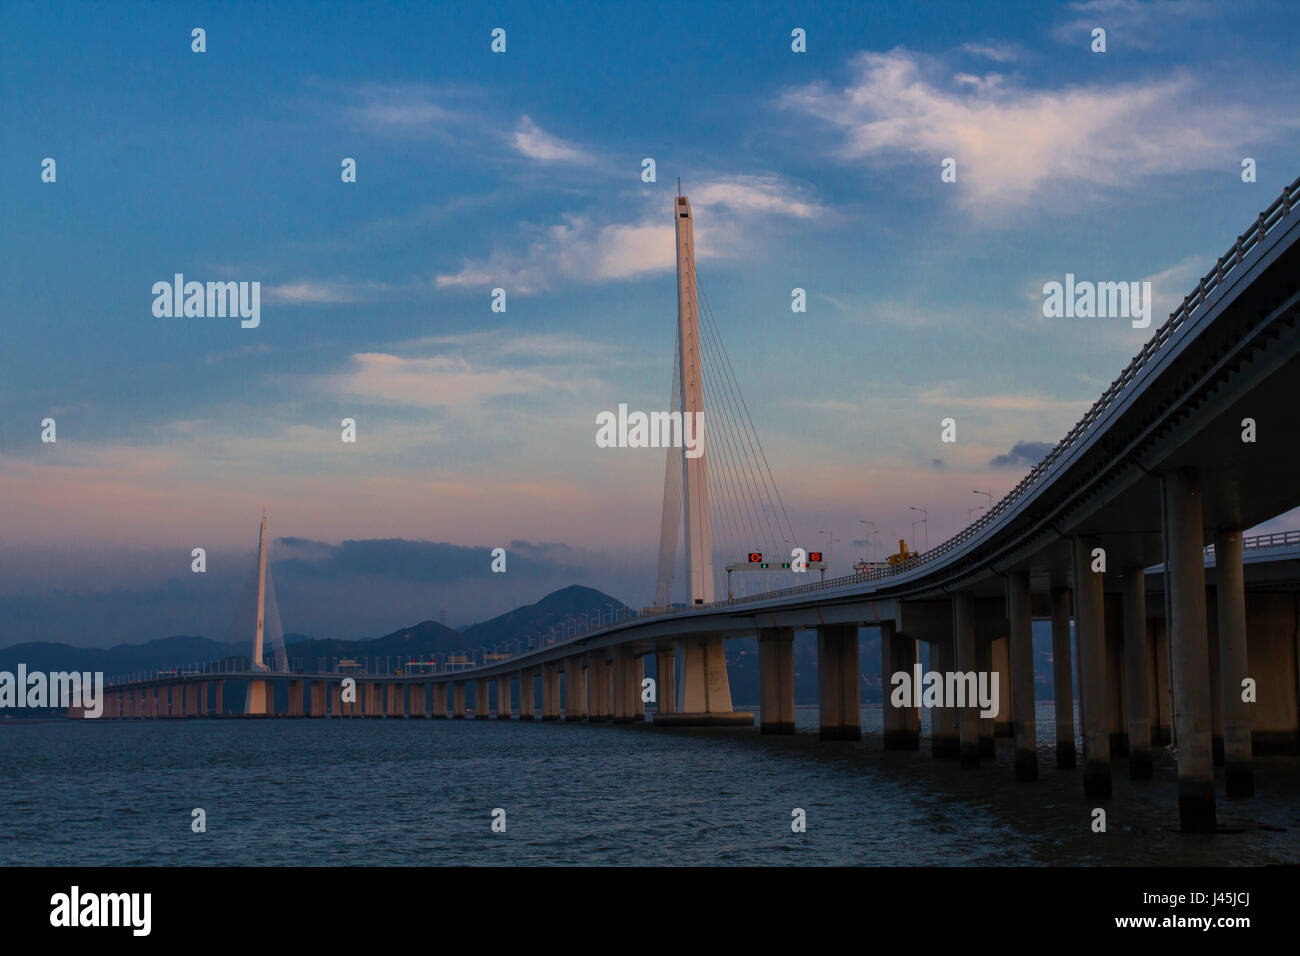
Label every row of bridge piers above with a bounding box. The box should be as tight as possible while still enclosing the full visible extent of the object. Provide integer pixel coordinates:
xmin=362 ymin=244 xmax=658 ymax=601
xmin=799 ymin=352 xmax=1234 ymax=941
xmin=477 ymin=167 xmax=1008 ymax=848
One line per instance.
xmin=96 ymin=504 xmax=1292 ymax=833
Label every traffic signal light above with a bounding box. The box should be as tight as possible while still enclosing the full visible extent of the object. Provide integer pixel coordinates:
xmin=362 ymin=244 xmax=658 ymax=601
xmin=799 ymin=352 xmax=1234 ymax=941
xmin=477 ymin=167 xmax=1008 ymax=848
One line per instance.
xmin=748 ymin=552 xmax=763 ymax=563
xmin=808 ymin=551 xmax=823 ymax=563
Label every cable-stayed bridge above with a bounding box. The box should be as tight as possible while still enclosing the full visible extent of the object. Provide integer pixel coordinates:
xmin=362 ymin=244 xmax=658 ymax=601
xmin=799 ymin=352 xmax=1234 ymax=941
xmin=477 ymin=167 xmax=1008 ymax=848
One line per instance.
xmin=97 ymin=175 xmax=1300 ymax=833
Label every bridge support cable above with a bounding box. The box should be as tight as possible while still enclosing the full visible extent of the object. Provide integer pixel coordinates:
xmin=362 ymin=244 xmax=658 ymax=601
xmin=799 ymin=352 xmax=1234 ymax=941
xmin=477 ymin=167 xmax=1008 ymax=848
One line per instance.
xmin=693 ymin=270 xmax=800 ymax=597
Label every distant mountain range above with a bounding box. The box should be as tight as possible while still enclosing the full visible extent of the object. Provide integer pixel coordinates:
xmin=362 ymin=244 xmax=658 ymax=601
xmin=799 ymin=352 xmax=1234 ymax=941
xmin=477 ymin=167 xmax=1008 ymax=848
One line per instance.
xmin=0 ymin=585 xmax=630 ymax=677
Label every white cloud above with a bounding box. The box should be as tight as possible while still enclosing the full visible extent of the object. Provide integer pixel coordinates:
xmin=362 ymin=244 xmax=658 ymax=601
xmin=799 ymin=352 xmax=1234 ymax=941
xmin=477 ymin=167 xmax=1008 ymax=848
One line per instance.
xmin=1052 ymin=0 xmax=1217 ymax=49
xmin=511 ymin=116 xmax=592 ymax=163
xmin=961 ymin=41 xmax=1019 ymax=63
xmin=780 ymin=48 xmax=1270 ymax=216
xmin=435 ymin=174 xmax=823 ymax=292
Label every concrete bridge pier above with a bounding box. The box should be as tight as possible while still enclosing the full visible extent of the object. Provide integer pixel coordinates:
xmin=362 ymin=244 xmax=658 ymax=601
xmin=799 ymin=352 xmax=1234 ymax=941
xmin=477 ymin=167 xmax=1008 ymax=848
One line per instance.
xmin=952 ymin=594 xmax=980 ymax=767
xmin=612 ymin=648 xmax=637 ymax=723
xmin=1074 ymin=535 xmax=1112 ymax=799
xmin=214 ymin=680 xmax=224 ymax=716
xmin=541 ymin=663 xmax=561 ymax=720
xmin=564 ymin=658 xmax=586 ymax=720
xmin=170 ymin=684 xmax=183 ymax=718
xmin=758 ymin=627 xmax=796 ymax=735
xmin=976 ymin=639 xmax=997 ymax=758
xmin=289 ymin=680 xmax=303 ymax=717
xmin=1122 ymin=567 xmax=1154 ymax=779
xmin=391 ymin=683 xmax=405 ymax=718
xmin=1008 ymin=571 xmax=1038 ymax=780
xmin=881 ymin=621 xmax=920 ymax=750
xmin=992 ymin=637 xmax=1014 ymax=740
xmin=432 ymin=682 xmax=447 ymax=718
xmin=495 ymin=675 xmax=511 ymax=719
xmin=454 ymin=681 xmax=468 ymax=718
xmin=330 ymin=681 xmax=343 ymax=717
xmin=310 ymin=680 xmax=327 ymax=717
xmin=1103 ymin=593 xmax=1129 ymax=756
xmin=519 ymin=669 xmax=536 ymax=719
xmin=817 ymin=623 xmax=861 ymax=741
xmin=143 ymin=688 xmax=155 ymax=719
xmin=1049 ymin=587 xmax=1076 ymax=767
xmin=474 ymin=679 xmax=491 ymax=719
xmin=655 ymin=648 xmax=676 ymax=716
xmin=1214 ymin=528 xmax=1254 ymax=798
xmin=1164 ymin=469 xmax=1217 ymax=831
xmin=929 ymin=638 xmax=959 ymax=758
xmin=586 ymin=652 xmax=612 ymax=722
xmin=634 ymin=656 xmax=646 ymax=720
xmin=655 ymin=634 xmax=752 ymax=726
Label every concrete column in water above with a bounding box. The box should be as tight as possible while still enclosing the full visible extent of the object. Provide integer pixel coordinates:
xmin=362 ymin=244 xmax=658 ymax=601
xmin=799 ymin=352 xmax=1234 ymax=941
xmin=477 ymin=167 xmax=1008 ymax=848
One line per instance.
xmin=330 ymin=681 xmax=343 ymax=717
xmin=1049 ymin=587 xmax=1076 ymax=767
xmin=453 ymin=681 xmax=467 ymax=719
xmin=564 ymin=658 xmax=587 ymax=721
xmin=929 ymin=639 xmax=959 ymax=758
xmin=409 ymin=682 xmax=426 ymax=718
xmin=1214 ymin=527 xmax=1254 ymax=798
xmin=655 ymin=648 xmax=676 ymax=715
xmin=612 ymin=647 xmax=637 ymax=723
xmin=541 ymin=663 xmax=561 ymax=720
xmin=1073 ymin=535 xmax=1112 ymax=799
xmin=634 ymin=656 xmax=646 ymax=720
xmin=758 ymin=627 xmax=796 ymax=735
xmin=952 ymin=594 xmax=980 ymax=767
xmin=655 ymin=634 xmax=750 ymax=726
xmin=518 ymin=670 xmax=536 ymax=719
xmin=586 ymin=652 xmax=611 ymax=721
xmin=431 ymin=682 xmax=448 ymax=718
xmin=976 ymin=639 xmax=996 ymax=758
xmin=992 ymin=637 xmax=1014 ymax=739
xmin=1007 ymin=571 xmax=1038 ymax=780
xmin=495 ymin=674 xmax=511 ymax=719
xmin=1121 ymin=566 xmax=1154 ymax=779
xmin=881 ymin=621 xmax=920 ymax=750
xmin=1163 ymin=470 xmax=1216 ymax=830
xmin=289 ymin=680 xmax=303 ymax=717
xmin=474 ymin=679 xmax=491 ymax=719
xmin=817 ymin=623 xmax=861 ymax=741
xmin=214 ymin=681 xmax=224 ymax=716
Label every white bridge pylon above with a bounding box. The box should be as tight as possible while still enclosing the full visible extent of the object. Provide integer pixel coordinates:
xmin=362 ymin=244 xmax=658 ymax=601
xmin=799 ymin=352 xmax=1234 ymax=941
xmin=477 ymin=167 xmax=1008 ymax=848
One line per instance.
xmin=241 ymin=510 xmax=289 ymax=715
xmin=652 ymin=193 xmax=750 ymax=726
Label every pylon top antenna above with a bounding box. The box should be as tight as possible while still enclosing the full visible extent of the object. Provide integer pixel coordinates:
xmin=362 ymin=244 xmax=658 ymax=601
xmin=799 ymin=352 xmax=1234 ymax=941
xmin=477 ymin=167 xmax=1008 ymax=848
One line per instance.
xmin=677 ymin=177 xmax=681 ymax=197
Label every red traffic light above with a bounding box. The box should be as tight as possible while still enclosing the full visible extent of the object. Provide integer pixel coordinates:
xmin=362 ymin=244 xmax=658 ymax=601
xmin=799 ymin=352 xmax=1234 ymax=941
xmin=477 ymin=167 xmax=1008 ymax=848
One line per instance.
xmin=748 ymin=552 xmax=763 ymax=563
xmin=808 ymin=551 xmax=823 ymax=563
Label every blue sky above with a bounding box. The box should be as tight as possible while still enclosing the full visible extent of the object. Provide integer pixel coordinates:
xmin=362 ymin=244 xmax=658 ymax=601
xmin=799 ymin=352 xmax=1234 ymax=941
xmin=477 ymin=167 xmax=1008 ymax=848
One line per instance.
xmin=3 ymin=0 xmax=1299 ymax=645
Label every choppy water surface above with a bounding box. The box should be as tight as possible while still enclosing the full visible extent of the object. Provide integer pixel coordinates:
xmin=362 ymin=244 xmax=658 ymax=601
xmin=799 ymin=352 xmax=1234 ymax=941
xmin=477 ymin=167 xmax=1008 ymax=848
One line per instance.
xmin=3 ymin=703 xmax=1297 ymax=865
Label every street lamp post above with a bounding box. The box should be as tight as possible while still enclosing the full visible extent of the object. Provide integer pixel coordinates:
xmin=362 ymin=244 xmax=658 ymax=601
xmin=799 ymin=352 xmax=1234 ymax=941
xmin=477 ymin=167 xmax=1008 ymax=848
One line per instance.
xmin=973 ymin=489 xmax=993 ymax=514
xmin=909 ymin=506 xmax=928 ymax=552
